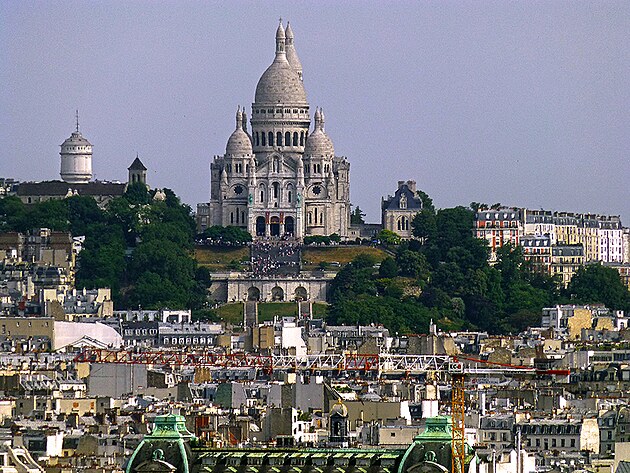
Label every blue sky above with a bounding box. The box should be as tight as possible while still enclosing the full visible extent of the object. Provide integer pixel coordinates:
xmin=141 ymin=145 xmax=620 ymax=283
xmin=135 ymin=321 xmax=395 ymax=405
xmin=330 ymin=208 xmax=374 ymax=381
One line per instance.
xmin=1 ymin=1 xmax=628 ymax=223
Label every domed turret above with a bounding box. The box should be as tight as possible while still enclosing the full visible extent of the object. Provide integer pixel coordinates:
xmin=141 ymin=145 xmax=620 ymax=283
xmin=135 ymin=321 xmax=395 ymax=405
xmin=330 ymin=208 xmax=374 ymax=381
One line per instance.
xmin=226 ymin=106 xmax=253 ymax=156
xmin=60 ymin=113 xmax=93 ymax=184
xmin=304 ymin=108 xmax=334 ymax=157
xmin=255 ymin=21 xmax=307 ymax=105
xmin=330 ymin=399 xmax=348 ymax=417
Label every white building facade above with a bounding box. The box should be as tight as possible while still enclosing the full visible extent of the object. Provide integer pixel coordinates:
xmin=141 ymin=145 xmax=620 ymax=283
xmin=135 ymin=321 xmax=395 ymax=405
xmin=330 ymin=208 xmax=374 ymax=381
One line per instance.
xmin=199 ymin=22 xmax=350 ymax=240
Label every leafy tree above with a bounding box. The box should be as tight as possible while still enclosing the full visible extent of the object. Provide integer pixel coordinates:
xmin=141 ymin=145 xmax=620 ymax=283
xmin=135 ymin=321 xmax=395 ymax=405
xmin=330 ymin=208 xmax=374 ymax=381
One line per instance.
xmin=350 ymin=206 xmax=366 ymax=225
xmin=0 ymin=196 xmax=30 ymax=232
xmin=433 ymin=207 xmax=475 ymax=256
xmin=566 ymin=264 xmax=630 ymax=311
xmin=76 ymin=223 xmax=126 ymax=296
xmin=377 ymin=229 xmax=401 ymax=246
xmin=201 ymin=225 xmax=252 ymax=246
xmin=396 ymin=250 xmax=430 ymax=281
xmin=495 ymin=243 xmax=525 ymax=289
xmin=66 ymin=196 xmax=104 ymax=235
xmin=416 ymin=190 xmax=435 ymax=212
xmin=31 ymin=199 xmax=69 ymax=231
xmin=411 ymin=209 xmax=437 ymax=244
xmin=124 ymin=181 xmax=151 ymax=205
xmin=378 ymin=257 xmax=399 ymax=279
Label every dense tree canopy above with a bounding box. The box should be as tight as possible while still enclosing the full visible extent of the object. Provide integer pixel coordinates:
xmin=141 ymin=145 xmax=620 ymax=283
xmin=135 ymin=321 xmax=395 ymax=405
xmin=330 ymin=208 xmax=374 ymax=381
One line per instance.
xmin=0 ymin=188 xmax=211 ymax=311
xmin=567 ymin=264 xmax=630 ymax=312
xmin=200 ymin=225 xmax=252 ymax=246
xmin=328 ymin=189 xmax=630 ymax=335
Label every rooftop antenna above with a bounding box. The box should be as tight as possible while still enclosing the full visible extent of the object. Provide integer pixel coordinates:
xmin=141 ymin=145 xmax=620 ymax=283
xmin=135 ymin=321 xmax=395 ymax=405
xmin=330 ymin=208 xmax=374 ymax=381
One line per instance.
xmin=75 ymin=110 xmax=80 ymax=132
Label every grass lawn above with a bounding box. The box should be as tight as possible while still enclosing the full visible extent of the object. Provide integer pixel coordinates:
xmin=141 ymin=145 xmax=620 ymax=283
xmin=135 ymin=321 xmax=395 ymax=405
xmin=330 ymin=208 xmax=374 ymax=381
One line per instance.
xmin=302 ymin=246 xmax=389 ymax=270
xmin=195 ymin=246 xmax=249 ymax=271
xmin=258 ymin=302 xmax=298 ymax=322
xmin=213 ymin=303 xmax=244 ymax=325
xmin=214 ymin=302 xmax=330 ymax=326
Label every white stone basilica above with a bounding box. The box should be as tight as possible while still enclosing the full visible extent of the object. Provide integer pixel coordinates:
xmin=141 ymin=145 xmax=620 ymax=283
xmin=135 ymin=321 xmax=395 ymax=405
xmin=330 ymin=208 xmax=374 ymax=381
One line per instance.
xmin=199 ymin=21 xmax=350 ymax=240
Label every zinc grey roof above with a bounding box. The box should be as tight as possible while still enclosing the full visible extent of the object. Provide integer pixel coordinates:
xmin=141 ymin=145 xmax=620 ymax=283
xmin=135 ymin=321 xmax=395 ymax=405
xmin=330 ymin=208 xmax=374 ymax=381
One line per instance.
xmin=616 ymin=461 xmax=630 ymax=473
xmin=382 ymin=185 xmax=422 ymax=211
xmin=128 ymin=157 xmax=147 ymax=171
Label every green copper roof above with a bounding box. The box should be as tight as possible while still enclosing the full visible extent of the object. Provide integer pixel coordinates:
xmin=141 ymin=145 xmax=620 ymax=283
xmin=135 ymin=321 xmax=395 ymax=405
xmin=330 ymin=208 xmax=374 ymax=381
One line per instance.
xmin=150 ymin=413 xmax=196 ymax=440
xmin=414 ymin=416 xmax=452 ymax=442
xmin=125 ymin=414 xmax=197 ymax=473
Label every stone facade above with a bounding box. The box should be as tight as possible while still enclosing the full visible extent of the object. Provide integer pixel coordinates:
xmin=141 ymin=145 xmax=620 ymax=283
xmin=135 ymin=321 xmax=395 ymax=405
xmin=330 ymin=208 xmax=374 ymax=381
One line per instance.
xmin=199 ymin=22 xmax=350 ymax=240
xmin=382 ymin=180 xmax=423 ymax=239
xmin=207 ymin=271 xmax=334 ymax=303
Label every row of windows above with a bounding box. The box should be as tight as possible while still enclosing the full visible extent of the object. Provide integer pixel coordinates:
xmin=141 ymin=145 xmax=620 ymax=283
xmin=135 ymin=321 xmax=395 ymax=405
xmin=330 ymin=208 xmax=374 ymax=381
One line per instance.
xmin=225 ymin=163 xmax=249 ymax=174
xmin=254 ymin=131 xmax=306 ymax=147
xmin=163 ymin=337 xmax=211 ymax=345
xmin=527 ymin=437 xmax=576 ymax=448
xmin=521 ymin=424 xmax=580 ymax=435
xmin=123 ymin=328 xmax=158 ymax=336
xmin=305 ymin=163 xmax=330 ymax=174
xmin=308 ymin=208 xmax=324 ymax=225
xmin=397 ymin=217 xmax=409 ymax=231
xmin=258 ymin=183 xmax=294 ymax=204
xmin=230 ymin=209 xmax=246 ymax=225
xmin=2 ymin=321 xmax=49 ymax=331
xmin=254 ymin=107 xmax=308 ymax=114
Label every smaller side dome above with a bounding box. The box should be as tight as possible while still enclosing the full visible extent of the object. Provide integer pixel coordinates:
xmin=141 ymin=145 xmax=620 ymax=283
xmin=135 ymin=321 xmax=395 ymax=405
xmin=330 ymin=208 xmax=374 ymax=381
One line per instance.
xmin=153 ymin=188 xmax=166 ymax=201
xmin=330 ymin=399 xmax=348 ymax=417
xmin=304 ymin=108 xmax=334 ymax=157
xmin=226 ymin=106 xmax=253 ymax=156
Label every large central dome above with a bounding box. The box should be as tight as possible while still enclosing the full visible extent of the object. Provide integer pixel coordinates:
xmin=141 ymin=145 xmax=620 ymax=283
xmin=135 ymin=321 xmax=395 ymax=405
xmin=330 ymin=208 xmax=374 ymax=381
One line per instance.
xmin=255 ymin=61 xmax=307 ymax=105
xmin=254 ymin=21 xmax=307 ymax=105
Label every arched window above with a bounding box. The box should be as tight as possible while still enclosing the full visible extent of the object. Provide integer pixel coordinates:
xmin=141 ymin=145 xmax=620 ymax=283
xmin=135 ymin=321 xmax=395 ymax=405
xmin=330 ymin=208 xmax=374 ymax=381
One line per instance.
xmin=300 ymin=131 xmax=305 ymax=146
xmin=260 ymin=190 xmax=264 ymax=202
xmin=293 ymin=132 xmax=298 ymax=146
xmin=255 ymin=132 xmax=259 ymax=146
xmin=235 ymin=209 xmax=239 ymax=224
xmin=288 ymin=191 xmax=292 ymax=203
xmin=272 ymin=182 xmax=279 ymax=198
xmin=230 ymin=212 xmax=234 ymax=224
xmin=241 ymin=210 xmax=245 ymax=223
xmin=261 ymin=132 xmax=266 ymax=146
xmin=308 ymin=212 xmax=312 ymax=224
xmin=285 ymin=131 xmax=291 ymax=146
xmin=268 ymin=132 xmax=274 ymax=146
xmin=277 ymin=131 xmax=282 ymax=146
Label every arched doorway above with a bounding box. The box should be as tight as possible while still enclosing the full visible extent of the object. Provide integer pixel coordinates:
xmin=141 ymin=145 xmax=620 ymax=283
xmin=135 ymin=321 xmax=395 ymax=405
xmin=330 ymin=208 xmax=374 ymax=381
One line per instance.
xmin=284 ymin=216 xmax=295 ymax=236
xmin=270 ymin=216 xmax=280 ymax=237
xmin=256 ymin=216 xmax=266 ymax=236
xmin=247 ymin=287 xmax=260 ymax=301
xmin=294 ymin=286 xmax=308 ymax=301
xmin=271 ymin=286 xmax=284 ymax=301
